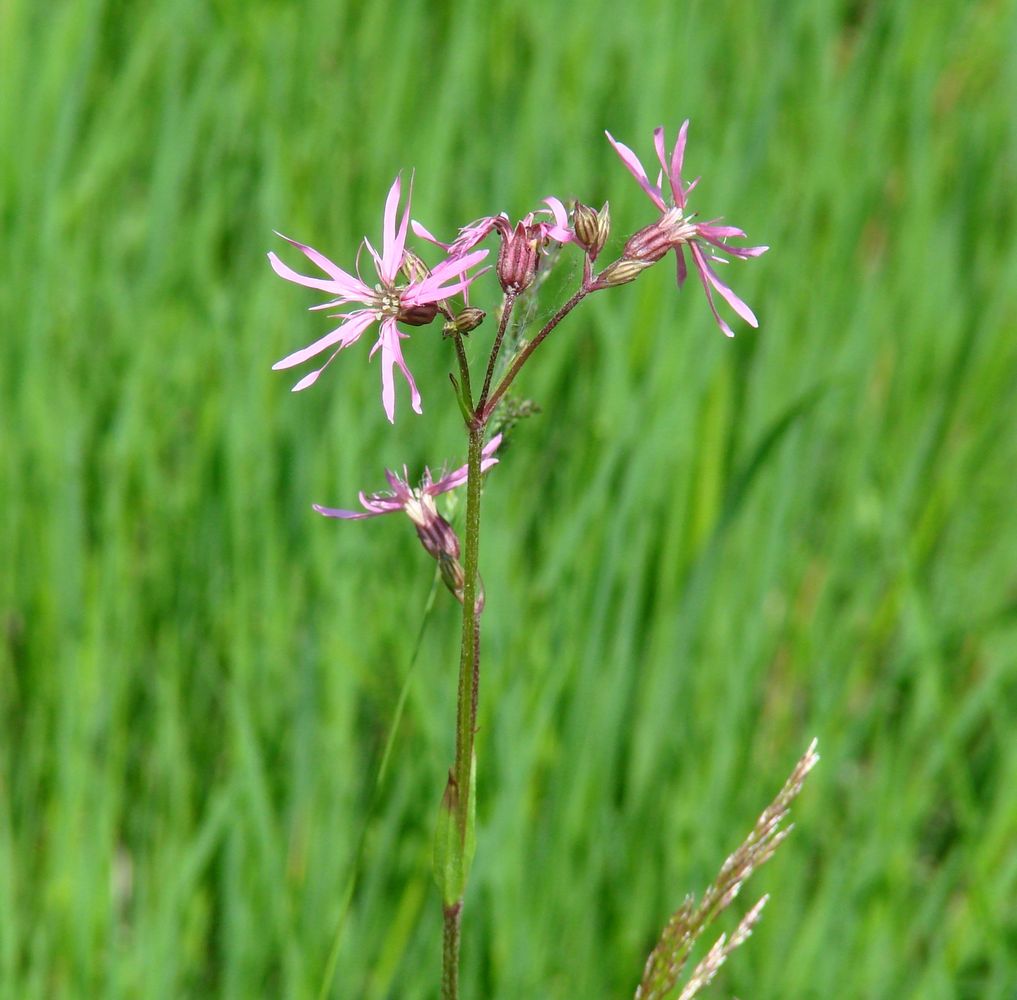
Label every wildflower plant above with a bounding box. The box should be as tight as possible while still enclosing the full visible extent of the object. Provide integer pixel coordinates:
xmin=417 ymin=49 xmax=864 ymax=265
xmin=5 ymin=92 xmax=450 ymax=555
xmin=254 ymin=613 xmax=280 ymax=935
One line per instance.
xmin=269 ymin=122 xmax=813 ymax=998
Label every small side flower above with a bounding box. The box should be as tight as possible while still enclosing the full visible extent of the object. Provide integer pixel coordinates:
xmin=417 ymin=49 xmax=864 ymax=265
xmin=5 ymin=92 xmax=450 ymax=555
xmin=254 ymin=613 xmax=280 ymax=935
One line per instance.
xmin=606 ymin=122 xmax=768 ymax=337
xmin=313 ymin=436 xmax=502 ymax=606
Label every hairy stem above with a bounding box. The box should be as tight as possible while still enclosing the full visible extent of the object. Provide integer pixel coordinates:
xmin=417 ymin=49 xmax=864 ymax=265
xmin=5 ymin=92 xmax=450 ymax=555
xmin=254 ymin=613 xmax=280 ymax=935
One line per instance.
xmin=478 ymin=292 xmax=516 ymax=412
xmin=441 ymin=338 xmax=486 ymax=998
xmin=452 ymin=423 xmax=484 ymax=817
xmin=452 ymin=332 xmax=475 ymax=411
xmin=440 ymin=274 xmax=589 ymax=992
xmin=442 ymin=903 xmax=462 ymax=1000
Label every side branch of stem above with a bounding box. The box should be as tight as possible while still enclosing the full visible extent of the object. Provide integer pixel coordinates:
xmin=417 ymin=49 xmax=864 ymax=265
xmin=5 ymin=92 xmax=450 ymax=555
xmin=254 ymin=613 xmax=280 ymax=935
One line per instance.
xmin=480 ymin=284 xmax=588 ymax=421
xmin=478 ymin=292 xmax=516 ymax=412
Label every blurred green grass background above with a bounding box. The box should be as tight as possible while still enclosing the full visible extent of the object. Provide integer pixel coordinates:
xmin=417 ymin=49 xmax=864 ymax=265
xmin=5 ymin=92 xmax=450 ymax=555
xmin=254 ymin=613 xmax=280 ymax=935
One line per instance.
xmin=3 ymin=0 xmax=1017 ymax=996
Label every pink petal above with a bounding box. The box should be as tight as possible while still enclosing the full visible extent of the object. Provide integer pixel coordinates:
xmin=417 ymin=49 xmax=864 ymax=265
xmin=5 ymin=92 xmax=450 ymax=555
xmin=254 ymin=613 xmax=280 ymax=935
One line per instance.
xmin=381 ymin=175 xmax=401 ymax=279
xmin=271 ymin=233 xmax=369 ymax=297
xmin=407 ymin=249 xmax=490 ymax=304
xmin=688 ymin=243 xmax=736 ymax=337
xmin=287 ymin=333 xmax=359 ymax=390
xmin=448 ymin=215 xmax=503 ymax=256
xmin=482 ymin=433 xmax=502 ymax=459
xmin=692 ymin=242 xmax=759 ymax=327
xmin=700 ymin=223 xmax=748 ymax=239
xmin=312 ymin=504 xmax=378 ymax=520
xmin=653 ymin=127 xmax=670 ymax=189
xmin=381 ymin=173 xmax=412 ymax=284
xmin=674 ymin=246 xmax=688 ymax=288
xmin=670 ymin=120 xmax=690 ymax=207
xmin=699 ymin=230 xmax=769 ymax=259
xmin=605 ymin=131 xmax=667 ymax=211
xmin=411 ymin=219 xmax=451 ymax=250
xmin=313 ymin=485 xmax=405 ymax=517
xmin=362 ymin=237 xmax=384 ymax=278
xmin=379 ymin=352 xmax=396 ymax=423
xmin=543 ymin=197 xmax=569 ymax=228
xmin=383 ymin=469 xmax=415 ymax=502
xmin=307 ymin=299 xmax=354 ymax=312
xmin=376 ymin=318 xmax=422 ymax=423
xmin=364 ymin=487 xmax=409 ymax=512
xmin=268 ymin=251 xmax=367 ymax=297
xmin=430 ymin=433 xmax=503 ymax=494
xmin=272 ymin=311 xmax=376 ymax=370
xmin=292 ymin=367 xmax=325 ymax=391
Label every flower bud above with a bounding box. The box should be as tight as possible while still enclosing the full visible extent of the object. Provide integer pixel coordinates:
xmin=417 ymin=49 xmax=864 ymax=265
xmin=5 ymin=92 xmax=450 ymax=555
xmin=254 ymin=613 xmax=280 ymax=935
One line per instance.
xmin=590 ymin=258 xmax=653 ymax=290
xmin=573 ymin=201 xmax=599 ymax=250
xmin=401 ymin=249 xmax=431 ymax=283
xmin=396 ymin=302 xmax=439 ymax=327
xmin=594 ymin=201 xmax=611 ymax=259
xmin=497 ymin=221 xmax=538 ymax=293
xmin=450 ymin=307 xmax=487 ymax=335
xmin=573 ymin=200 xmax=610 ymax=261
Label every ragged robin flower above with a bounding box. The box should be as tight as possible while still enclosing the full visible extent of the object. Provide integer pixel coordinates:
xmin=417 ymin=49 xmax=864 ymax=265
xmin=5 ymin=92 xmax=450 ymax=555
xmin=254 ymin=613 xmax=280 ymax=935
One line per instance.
xmin=606 ymin=122 xmax=768 ymax=337
xmin=313 ymin=435 xmax=502 ymax=607
xmin=269 ymin=175 xmax=489 ymax=422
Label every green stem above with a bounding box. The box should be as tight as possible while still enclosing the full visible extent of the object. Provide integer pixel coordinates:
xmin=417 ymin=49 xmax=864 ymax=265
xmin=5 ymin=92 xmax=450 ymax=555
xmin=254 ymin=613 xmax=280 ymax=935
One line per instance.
xmin=452 ymin=423 xmax=484 ymax=820
xmin=478 ymin=292 xmax=516 ymax=412
xmin=439 ymin=273 xmax=590 ymax=993
xmin=439 ymin=336 xmax=486 ymax=1000
xmin=442 ymin=903 xmax=462 ymax=1000
xmin=452 ymin=333 xmax=475 ymax=412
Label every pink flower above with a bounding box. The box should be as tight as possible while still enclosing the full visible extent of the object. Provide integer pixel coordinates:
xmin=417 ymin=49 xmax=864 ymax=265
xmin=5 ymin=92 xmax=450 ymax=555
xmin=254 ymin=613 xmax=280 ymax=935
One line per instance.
xmin=269 ymin=175 xmax=489 ymax=422
xmin=606 ymin=122 xmax=768 ymax=337
xmin=314 ymin=436 xmax=502 ymax=609
xmin=313 ymin=434 xmax=502 ymax=524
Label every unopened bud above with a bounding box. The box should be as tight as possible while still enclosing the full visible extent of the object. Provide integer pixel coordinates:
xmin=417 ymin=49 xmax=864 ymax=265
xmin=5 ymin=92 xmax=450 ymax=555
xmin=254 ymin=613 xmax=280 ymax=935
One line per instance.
xmin=622 ymin=220 xmax=674 ymax=263
xmin=594 ymin=202 xmax=611 ymax=259
xmin=450 ymin=307 xmax=486 ymax=335
xmin=497 ymin=221 xmax=538 ymax=293
xmin=590 ymin=257 xmax=653 ymax=290
xmin=396 ymin=302 xmax=439 ymax=327
xmin=401 ymin=249 xmax=430 ymax=283
xmin=573 ymin=200 xmax=611 ymax=261
xmin=573 ymin=201 xmax=598 ymax=250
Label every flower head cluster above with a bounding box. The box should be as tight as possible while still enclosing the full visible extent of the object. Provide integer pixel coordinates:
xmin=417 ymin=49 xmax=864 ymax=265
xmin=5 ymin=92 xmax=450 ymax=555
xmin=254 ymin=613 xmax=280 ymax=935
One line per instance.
xmin=606 ymin=122 xmax=768 ymax=337
xmin=269 ymin=126 xmax=770 ymax=599
xmin=269 ymin=175 xmax=489 ymax=421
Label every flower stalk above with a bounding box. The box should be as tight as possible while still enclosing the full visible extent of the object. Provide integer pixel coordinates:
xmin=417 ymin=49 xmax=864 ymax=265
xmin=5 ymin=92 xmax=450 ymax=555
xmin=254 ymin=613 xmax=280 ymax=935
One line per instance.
xmin=480 ymin=283 xmax=588 ymax=422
